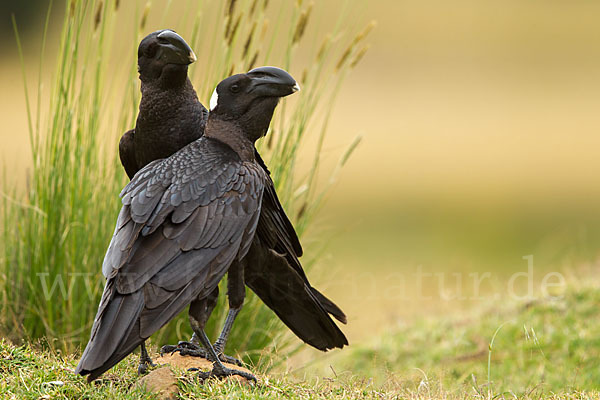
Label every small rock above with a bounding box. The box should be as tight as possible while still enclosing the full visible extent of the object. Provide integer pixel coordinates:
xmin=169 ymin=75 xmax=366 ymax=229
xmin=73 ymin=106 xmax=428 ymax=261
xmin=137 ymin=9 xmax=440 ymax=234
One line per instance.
xmin=156 ymin=352 xmax=258 ymax=385
xmin=133 ymin=352 xmax=258 ymax=398
xmin=133 ymin=367 xmax=178 ymax=400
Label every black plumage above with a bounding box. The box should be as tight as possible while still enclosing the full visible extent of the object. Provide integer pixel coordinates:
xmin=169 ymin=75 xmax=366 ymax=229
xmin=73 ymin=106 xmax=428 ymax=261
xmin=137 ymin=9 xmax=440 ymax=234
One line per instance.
xmin=78 ymin=31 xmax=347 ymax=381
xmin=120 ymin=31 xmax=347 ymax=339
xmin=77 ymin=66 xmax=305 ymax=382
xmin=119 ymin=30 xmax=207 ymax=177
xmin=77 ymin=136 xmax=264 ymax=381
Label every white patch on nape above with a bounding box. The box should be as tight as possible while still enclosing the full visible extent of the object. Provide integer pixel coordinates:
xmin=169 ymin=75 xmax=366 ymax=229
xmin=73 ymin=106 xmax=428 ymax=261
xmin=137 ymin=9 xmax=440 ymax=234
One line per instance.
xmin=209 ymin=88 xmax=219 ymax=111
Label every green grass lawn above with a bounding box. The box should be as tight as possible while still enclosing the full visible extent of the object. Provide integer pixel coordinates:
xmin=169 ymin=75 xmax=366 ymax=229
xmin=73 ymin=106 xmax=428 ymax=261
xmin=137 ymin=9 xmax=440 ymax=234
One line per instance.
xmin=1 ymin=281 xmax=599 ymax=399
xmin=340 ymin=282 xmax=600 ymax=398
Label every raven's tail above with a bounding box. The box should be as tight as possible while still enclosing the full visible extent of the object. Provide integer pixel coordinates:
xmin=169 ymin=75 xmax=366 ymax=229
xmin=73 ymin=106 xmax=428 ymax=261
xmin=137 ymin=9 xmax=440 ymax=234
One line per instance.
xmin=311 ymin=288 xmax=347 ymax=324
xmin=245 ymin=246 xmax=348 ymax=351
xmin=75 ymin=281 xmax=145 ymax=382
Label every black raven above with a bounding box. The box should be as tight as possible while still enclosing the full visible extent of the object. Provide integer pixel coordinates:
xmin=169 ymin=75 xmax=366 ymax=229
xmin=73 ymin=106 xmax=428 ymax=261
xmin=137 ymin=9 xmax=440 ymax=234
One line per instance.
xmin=119 ymin=30 xmax=206 ymax=179
xmin=118 ymin=29 xmax=207 ymax=374
xmin=76 ymin=67 xmax=301 ymax=382
xmin=112 ymin=30 xmax=347 ymax=377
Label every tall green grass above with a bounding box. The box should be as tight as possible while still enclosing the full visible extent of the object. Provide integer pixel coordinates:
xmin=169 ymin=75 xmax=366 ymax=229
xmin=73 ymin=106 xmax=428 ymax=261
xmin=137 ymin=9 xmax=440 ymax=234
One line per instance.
xmin=1 ymin=0 xmax=371 ymax=367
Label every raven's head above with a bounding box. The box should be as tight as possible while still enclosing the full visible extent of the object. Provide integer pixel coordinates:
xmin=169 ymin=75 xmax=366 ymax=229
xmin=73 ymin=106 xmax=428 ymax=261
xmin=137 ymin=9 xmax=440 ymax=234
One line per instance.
xmin=208 ymin=66 xmax=299 ymax=142
xmin=137 ymin=29 xmax=196 ymax=86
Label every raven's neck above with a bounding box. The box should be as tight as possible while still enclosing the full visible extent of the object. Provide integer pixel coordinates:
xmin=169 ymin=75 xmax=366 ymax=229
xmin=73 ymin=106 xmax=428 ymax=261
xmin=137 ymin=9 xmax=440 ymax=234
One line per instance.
xmin=205 ymin=117 xmax=256 ymax=162
xmin=135 ymin=78 xmax=207 ymax=167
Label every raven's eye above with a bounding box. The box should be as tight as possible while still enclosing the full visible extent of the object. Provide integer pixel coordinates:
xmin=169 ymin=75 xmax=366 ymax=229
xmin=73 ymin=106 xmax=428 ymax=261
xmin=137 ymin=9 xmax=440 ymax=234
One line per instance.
xmin=230 ymin=84 xmax=240 ymax=93
xmin=145 ymin=43 xmax=158 ymax=58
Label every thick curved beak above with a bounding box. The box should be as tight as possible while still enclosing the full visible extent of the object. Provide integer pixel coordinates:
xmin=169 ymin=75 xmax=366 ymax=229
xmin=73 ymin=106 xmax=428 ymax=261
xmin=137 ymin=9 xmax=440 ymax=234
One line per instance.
xmin=157 ymin=30 xmax=197 ymax=65
xmin=246 ymin=66 xmax=300 ymax=98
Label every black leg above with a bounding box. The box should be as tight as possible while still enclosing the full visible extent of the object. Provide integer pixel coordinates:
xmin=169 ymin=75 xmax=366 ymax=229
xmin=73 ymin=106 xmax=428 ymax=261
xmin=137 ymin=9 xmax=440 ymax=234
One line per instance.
xmin=184 ymin=262 xmax=254 ymax=382
xmin=192 ymin=328 xmax=256 ymax=383
xmin=159 ymin=263 xmax=247 ymax=368
xmin=137 ymin=341 xmax=156 ymax=375
xmin=214 ymin=308 xmax=241 ymax=354
xmin=214 ymin=260 xmax=245 ymax=355
xmin=160 ymin=287 xmax=219 ymax=357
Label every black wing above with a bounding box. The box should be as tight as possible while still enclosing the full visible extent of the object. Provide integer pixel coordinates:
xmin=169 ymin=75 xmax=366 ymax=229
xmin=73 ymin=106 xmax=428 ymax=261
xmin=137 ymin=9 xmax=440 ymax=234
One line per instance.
xmin=119 ymin=129 xmax=138 ymax=180
xmin=244 ymin=238 xmax=348 ymax=351
xmin=254 ymin=150 xmax=302 ymax=256
xmin=254 ymin=151 xmax=346 ymax=324
xmin=76 ymin=137 xmax=264 ymax=381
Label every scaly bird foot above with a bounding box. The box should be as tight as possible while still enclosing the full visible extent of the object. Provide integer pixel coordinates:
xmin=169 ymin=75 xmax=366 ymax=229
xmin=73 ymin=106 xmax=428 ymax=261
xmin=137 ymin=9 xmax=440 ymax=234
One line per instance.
xmin=137 ymin=355 xmax=156 ymax=376
xmin=161 ymin=341 xmax=208 ymax=358
xmin=160 ymin=341 xmax=242 ymax=366
xmin=190 ymin=362 xmax=256 ymax=383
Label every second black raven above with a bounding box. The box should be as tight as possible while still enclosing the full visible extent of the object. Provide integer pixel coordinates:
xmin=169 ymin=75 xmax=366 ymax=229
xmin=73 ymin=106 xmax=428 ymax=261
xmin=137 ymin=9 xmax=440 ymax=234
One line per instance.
xmin=116 ymin=30 xmax=346 ymax=373
xmin=76 ymin=67 xmax=302 ymax=382
xmin=118 ymin=29 xmax=207 ymax=374
xmin=119 ymin=30 xmax=206 ymax=179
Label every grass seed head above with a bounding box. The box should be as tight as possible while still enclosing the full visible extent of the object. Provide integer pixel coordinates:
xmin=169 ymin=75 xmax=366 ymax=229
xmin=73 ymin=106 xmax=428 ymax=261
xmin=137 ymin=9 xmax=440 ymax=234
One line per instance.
xmin=336 ymin=21 xmax=376 ymax=71
xmin=335 ymin=47 xmax=352 ymax=72
xmin=292 ymin=2 xmax=313 ymax=45
xmin=242 ymin=21 xmax=257 ymax=59
xmin=260 ymin=19 xmax=269 ymax=41
xmin=227 ymin=14 xmax=242 ymax=46
xmin=94 ymin=1 xmax=103 ymax=31
xmin=69 ymin=0 xmax=76 ymax=18
xmin=139 ymin=2 xmax=150 ymax=31
xmin=226 ymin=0 xmax=237 ymax=17
xmin=250 ymin=0 xmax=259 ymax=16
xmin=224 ymin=15 xmax=232 ymax=39
xmin=350 ymin=45 xmax=370 ymax=69
xmin=353 ymin=20 xmax=377 ymax=46
xmin=267 ymin=129 xmax=275 ymax=149
xmin=247 ymin=50 xmax=259 ymax=70
xmin=297 ymin=202 xmax=308 ymax=220
xmin=316 ymin=34 xmax=331 ymax=63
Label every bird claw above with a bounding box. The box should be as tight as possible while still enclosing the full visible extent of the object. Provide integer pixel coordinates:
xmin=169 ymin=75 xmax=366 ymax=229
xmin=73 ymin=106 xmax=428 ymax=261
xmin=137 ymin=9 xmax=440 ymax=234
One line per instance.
xmin=161 ymin=341 xmax=209 ymax=359
xmin=177 ymin=340 xmax=201 ymax=350
xmin=160 ymin=342 xmax=242 ymax=366
xmin=191 ymin=362 xmax=256 ymax=383
xmin=216 ymin=353 xmax=243 ymax=367
xmin=159 ymin=344 xmax=177 ymax=356
xmin=160 ymin=341 xmax=201 ymax=356
xmin=137 ymin=356 xmax=156 ymax=376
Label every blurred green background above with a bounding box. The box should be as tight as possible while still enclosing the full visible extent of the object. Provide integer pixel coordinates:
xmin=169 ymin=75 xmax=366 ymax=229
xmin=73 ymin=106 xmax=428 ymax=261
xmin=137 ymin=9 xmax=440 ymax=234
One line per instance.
xmin=2 ymin=0 xmax=600 ymax=351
